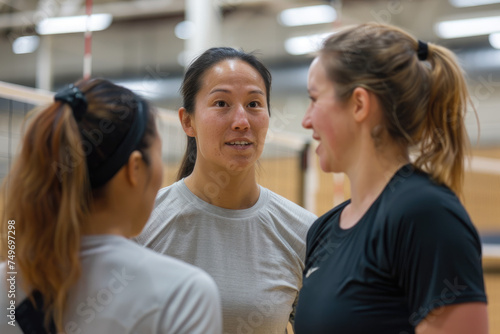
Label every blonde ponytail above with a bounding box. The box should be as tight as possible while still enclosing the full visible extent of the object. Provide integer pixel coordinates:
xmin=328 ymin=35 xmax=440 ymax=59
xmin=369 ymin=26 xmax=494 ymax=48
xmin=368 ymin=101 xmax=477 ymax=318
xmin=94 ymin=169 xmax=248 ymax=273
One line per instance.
xmin=413 ymin=44 xmax=470 ymax=195
xmin=1 ymin=78 xmax=157 ymax=332
xmin=1 ymin=102 xmax=90 ymax=331
xmin=319 ymin=23 xmax=472 ymax=195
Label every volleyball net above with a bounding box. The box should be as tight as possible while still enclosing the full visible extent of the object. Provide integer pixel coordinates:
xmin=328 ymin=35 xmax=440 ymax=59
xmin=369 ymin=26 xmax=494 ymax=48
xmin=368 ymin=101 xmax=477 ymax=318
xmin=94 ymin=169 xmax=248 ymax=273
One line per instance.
xmin=1 ymin=79 xmax=500 ymax=234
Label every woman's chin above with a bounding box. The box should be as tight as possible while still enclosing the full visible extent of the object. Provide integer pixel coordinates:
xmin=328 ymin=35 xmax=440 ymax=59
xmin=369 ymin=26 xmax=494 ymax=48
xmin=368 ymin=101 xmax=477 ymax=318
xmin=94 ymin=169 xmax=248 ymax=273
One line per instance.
xmin=224 ymin=158 xmax=257 ymax=174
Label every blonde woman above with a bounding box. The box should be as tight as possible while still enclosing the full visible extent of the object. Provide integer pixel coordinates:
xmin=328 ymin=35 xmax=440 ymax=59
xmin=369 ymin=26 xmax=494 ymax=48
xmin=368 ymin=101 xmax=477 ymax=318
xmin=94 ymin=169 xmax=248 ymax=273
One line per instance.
xmin=295 ymin=23 xmax=488 ymax=334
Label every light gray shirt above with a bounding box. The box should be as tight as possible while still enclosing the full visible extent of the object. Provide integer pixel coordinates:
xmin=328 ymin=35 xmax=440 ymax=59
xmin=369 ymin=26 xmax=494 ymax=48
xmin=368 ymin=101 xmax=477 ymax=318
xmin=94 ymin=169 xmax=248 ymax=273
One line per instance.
xmin=0 ymin=234 xmax=222 ymax=334
xmin=135 ymin=180 xmax=317 ymax=334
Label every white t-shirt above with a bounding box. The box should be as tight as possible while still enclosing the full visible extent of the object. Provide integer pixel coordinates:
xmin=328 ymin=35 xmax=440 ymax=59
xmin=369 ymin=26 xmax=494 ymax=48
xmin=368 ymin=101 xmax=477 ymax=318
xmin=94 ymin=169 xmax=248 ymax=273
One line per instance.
xmin=0 ymin=234 xmax=222 ymax=334
xmin=135 ymin=180 xmax=317 ymax=334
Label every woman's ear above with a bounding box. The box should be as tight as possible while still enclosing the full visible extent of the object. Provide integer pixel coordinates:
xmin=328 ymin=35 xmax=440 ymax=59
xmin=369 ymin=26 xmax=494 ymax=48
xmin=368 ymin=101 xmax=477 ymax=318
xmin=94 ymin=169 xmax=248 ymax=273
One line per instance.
xmin=179 ymin=107 xmax=196 ymax=137
xmin=351 ymin=87 xmax=371 ymax=123
xmin=124 ymin=151 xmax=144 ymax=187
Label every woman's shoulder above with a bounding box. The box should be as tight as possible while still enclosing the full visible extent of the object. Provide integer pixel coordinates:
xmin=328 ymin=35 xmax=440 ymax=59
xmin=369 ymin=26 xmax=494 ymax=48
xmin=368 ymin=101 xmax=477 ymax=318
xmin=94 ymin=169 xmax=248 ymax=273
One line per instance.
xmin=83 ymin=235 xmax=207 ymax=279
xmin=261 ymin=187 xmax=317 ymax=239
xmin=124 ymin=240 xmax=219 ymax=309
xmin=81 ymin=236 xmax=217 ymax=302
xmin=133 ymin=236 xmax=206 ymax=270
xmin=263 ymin=187 xmax=317 ymax=221
xmin=383 ymin=168 xmax=465 ymax=218
xmin=146 ymin=180 xmax=193 ymax=223
xmin=67 ymin=236 xmax=219 ymax=333
xmin=258 ymin=187 xmax=318 ymax=258
xmin=155 ymin=180 xmax=184 ymax=204
xmin=376 ymin=169 xmax=476 ymax=243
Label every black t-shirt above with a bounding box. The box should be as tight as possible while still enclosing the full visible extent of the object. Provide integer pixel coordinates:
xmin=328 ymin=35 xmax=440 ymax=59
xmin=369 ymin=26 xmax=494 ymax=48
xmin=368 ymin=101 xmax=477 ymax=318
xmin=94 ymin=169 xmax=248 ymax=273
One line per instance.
xmin=294 ymin=165 xmax=487 ymax=334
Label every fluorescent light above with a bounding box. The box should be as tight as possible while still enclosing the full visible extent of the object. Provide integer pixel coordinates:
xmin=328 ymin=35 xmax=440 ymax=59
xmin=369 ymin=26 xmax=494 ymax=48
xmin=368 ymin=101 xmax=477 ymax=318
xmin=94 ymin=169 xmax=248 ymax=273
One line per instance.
xmin=175 ymin=21 xmax=195 ymax=40
xmin=115 ymin=77 xmax=184 ymax=101
xmin=12 ymin=36 xmax=40 ymax=54
xmin=36 ymin=13 xmax=112 ymax=35
xmin=279 ymin=5 xmax=337 ymax=27
xmin=435 ymin=16 xmax=500 ymax=38
xmin=285 ymin=33 xmax=332 ymax=56
xmin=489 ymin=32 xmax=500 ymax=48
xmin=449 ymin=0 xmax=500 ymax=7
xmin=116 ymin=80 xmax=161 ymax=99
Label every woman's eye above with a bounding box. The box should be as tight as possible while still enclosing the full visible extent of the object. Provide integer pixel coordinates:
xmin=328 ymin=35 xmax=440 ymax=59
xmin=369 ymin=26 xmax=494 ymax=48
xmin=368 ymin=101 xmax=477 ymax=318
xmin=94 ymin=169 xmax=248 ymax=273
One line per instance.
xmin=248 ymin=101 xmax=260 ymax=108
xmin=215 ymin=101 xmax=227 ymax=107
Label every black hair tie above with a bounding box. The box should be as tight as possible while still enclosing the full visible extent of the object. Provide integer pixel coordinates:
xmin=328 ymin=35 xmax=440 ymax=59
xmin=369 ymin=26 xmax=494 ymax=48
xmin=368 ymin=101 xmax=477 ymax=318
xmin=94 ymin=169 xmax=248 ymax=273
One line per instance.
xmin=417 ymin=40 xmax=429 ymax=61
xmin=54 ymin=85 xmax=88 ymax=121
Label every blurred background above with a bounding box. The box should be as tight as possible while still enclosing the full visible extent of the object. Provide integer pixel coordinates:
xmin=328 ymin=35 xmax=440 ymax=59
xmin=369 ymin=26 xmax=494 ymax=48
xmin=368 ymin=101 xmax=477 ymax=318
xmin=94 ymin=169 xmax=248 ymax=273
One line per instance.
xmin=1 ymin=0 xmax=499 ymax=332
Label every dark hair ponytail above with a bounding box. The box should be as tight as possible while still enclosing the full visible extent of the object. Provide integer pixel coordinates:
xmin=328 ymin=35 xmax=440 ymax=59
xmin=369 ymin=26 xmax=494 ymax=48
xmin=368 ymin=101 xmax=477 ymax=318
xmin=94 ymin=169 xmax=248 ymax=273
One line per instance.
xmin=177 ymin=136 xmax=197 ymax=180
xmin=176 ymin=47 xmax=272 ymax=180
xmin=0 ymin=78 xmax=157 ymax=332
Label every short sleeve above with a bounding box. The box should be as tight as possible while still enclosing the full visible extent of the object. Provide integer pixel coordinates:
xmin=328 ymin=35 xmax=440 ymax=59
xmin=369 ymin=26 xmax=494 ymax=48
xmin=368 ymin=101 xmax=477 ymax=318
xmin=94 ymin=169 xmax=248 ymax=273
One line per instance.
xmin=159 ymin=272 xmax=222 ymax=334
xmin=393 ymin=192 xmax=487 ymax=327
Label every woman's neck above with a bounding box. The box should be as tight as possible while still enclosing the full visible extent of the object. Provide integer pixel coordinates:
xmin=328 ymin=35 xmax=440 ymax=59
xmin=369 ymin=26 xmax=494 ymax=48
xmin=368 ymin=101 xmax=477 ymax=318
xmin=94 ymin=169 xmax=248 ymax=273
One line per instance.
xmin=82 ymin=191 xmax=137 ymax=237
xmin=340 ymin=143 xmax=409 ymax=229
xmin=184 ymin=166 xmax=260 ymax=210
xmin=82 ymin=209 xmax=133 ymax=237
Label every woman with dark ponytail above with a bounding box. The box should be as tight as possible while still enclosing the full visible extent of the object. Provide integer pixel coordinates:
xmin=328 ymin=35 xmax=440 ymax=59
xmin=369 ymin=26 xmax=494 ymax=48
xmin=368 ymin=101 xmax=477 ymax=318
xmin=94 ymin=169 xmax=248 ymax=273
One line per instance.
xmin=136 ymin=47 xmax=317 ymax=334
xmin=0 ymin=78 xmax=221 ymax=334
xmin=294 ymin=23 xmax=488 ymax=333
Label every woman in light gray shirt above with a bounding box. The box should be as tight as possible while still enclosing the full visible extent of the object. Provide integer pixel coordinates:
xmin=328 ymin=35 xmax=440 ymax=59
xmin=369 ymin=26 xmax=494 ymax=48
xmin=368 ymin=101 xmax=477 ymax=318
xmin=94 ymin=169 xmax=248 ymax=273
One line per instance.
xmin=0 ymin=79 xmax=221 ymax=334
xmin=136 ymin=47 xmax=317 ymax=334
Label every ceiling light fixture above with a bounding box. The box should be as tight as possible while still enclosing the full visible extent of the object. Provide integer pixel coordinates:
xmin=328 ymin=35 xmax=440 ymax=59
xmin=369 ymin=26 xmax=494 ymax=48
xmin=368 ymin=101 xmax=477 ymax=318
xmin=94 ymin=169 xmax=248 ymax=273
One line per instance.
xmin=175 ymin=21 xmax=196 ymax=40
xmin=449 ymin=0 xmax=500 ymax=7
xmin=284 ymin=32 xmax=332 ymax=56
xmin=36 ymin=13 xmax=112 ymax=35
xmin=279 ymin=5 xmax=337 ymax=27
xmin=489 ymin=32 xmax=500 ymax=48
xmin=435 ymin=16 xmax=500 ymax=38
xmin=13 ymin=36 xmax=40 ymax=54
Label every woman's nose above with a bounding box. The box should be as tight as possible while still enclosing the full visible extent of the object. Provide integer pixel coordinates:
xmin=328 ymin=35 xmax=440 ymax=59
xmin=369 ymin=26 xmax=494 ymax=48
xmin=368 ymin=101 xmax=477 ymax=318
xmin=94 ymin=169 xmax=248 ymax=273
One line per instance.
xmin=302 ymin=106 xmax=312 ymax=129
xmin=232 ymin=105 xmax=250 ymax=130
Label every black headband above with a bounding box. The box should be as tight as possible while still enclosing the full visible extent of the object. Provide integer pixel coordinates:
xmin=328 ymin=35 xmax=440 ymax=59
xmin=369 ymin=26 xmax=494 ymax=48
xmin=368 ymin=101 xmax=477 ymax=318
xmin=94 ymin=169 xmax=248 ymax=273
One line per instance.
xmin=417 ymin=40 xmax=428 ymax=61
xmin=54 ymin=84 xmax=149 ymax=188
xmin=89 ymin=98 xmax=148 ymax=188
